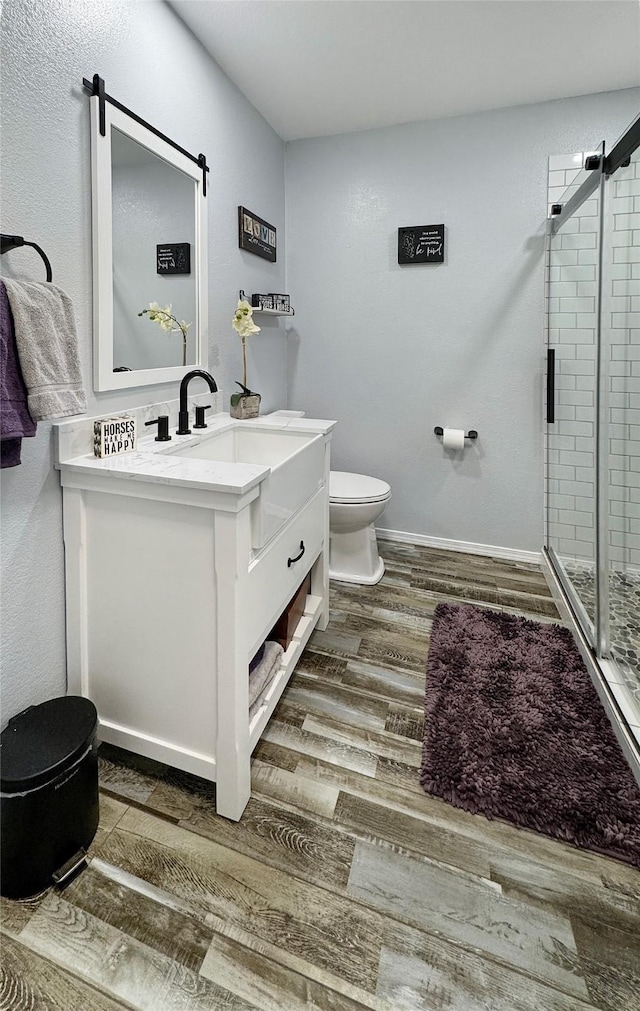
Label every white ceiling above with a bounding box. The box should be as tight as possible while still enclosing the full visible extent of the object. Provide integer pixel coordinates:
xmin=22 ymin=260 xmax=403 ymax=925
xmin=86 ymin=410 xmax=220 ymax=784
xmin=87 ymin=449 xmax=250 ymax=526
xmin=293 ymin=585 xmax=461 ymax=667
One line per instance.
xmin=169 ymin=0 xmax=640 ymax=141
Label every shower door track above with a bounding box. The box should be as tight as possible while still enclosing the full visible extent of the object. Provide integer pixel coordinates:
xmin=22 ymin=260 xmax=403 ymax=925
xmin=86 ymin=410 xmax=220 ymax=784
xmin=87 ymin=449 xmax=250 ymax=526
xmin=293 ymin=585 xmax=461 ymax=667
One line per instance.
xmin=546 ymin=545 xmax=595 ymax=644
xmin=542 ymin=547 xmax=640 ymax=789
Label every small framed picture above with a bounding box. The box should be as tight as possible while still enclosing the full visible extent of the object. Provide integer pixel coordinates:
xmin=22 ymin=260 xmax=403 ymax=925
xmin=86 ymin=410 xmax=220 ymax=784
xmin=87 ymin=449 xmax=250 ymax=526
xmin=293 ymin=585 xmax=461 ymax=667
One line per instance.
xmin=398 ymin=224 xmax=445 ymax=264
xmin=156 ymin=242 xmax=191 ymax=274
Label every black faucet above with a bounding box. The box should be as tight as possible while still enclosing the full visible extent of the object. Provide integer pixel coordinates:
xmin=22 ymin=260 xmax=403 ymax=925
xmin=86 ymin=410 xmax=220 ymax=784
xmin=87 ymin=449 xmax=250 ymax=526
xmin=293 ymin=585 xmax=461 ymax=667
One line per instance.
xmin=176 ymin=370 xmax=218 ymax=435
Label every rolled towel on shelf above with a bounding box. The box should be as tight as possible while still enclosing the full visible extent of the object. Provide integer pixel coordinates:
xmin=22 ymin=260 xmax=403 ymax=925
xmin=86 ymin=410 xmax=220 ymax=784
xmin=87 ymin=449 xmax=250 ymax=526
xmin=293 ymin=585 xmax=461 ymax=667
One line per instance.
xmin=249 ymin=640 xmax=284 ymax=716
xmin=3 ymin=279 xmax=86 ymax=420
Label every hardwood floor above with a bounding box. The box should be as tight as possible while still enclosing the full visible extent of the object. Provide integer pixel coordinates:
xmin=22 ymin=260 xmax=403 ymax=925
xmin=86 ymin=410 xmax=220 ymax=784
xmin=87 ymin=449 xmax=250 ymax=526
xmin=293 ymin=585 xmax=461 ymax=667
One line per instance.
xmin=2 ymin=541 xmax=639 ymax=1010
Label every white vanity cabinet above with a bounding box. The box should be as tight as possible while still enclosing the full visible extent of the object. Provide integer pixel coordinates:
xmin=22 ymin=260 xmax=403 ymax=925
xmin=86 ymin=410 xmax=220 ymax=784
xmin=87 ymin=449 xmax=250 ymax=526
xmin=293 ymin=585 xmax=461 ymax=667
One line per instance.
xmin=56 ymin=412 xmax=334 ymax=820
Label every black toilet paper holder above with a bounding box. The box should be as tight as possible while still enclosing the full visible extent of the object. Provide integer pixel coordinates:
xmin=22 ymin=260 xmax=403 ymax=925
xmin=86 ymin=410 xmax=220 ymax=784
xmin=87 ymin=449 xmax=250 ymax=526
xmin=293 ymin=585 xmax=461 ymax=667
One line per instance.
xmin=434 ymin=427 xmax=478 ymax=440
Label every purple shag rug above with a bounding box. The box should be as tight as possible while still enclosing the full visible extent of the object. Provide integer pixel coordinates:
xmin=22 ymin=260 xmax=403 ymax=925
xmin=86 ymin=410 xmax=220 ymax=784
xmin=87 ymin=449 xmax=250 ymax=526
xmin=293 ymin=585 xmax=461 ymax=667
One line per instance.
xmin=421 ymin=603 xmax=640 ymax=868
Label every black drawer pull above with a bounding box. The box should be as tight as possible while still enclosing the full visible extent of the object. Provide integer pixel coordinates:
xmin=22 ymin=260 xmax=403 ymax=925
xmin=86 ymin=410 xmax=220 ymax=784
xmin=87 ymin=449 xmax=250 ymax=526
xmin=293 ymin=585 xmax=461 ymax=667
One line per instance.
xmin=287 ymin=541 xmax=305 ymax=567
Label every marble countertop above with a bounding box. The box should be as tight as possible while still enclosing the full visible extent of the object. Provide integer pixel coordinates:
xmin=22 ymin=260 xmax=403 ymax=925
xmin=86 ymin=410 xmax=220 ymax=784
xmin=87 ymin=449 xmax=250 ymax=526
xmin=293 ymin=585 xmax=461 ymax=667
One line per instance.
xmin=55 ymin=410 xmax=336 ymax=497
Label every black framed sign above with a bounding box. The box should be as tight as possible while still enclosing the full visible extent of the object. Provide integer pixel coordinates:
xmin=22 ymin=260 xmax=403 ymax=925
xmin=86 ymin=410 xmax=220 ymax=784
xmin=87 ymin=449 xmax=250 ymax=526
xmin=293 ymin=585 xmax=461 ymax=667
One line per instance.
xmin=238 ymin=206 xmax=277 ymax=262
xmin=156 ymin=243 xmax=191 ymax=274
xmin=398 ymin=224 xmax=445 ymax=264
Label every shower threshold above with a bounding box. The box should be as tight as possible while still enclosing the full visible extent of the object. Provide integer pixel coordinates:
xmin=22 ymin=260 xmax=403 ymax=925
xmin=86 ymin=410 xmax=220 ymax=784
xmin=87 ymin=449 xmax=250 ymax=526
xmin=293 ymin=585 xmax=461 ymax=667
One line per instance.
xmin=542 ymin=550 xmax=640 ymax=790
xmin=562 ymin=561 xmax=640 ymax=693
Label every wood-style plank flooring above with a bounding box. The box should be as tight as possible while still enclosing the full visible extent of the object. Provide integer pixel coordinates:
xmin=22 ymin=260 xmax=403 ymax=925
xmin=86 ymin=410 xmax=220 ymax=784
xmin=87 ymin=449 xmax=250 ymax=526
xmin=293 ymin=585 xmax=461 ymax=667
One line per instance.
xmin=2 ymin=541 xmax=639 ymax=1010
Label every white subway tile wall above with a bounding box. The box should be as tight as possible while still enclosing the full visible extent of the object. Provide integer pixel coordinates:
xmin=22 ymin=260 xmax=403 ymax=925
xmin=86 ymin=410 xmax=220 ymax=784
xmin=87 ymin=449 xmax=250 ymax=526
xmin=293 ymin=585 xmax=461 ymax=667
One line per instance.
xmin=547 ymin=152 xmax=585 ymax=214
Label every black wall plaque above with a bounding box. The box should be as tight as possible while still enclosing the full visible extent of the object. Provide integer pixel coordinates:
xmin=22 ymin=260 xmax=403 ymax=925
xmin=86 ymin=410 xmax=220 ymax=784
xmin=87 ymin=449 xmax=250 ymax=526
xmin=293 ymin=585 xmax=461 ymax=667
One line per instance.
xmin=398 ymin=224 xmax=445 ymax=264
xmin=157 ymin=243 xmax=191 ymax=274
xmin=239 ymin=206 xmax=277 ymax=262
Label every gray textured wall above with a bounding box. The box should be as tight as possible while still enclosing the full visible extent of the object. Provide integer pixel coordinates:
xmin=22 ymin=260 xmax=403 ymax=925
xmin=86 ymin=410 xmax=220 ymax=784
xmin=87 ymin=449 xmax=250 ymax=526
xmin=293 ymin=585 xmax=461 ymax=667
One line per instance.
xmin=285 ymin=89 xmax=640 ymax=552
xmin=0 ymin=0 xmax=287 ymax=722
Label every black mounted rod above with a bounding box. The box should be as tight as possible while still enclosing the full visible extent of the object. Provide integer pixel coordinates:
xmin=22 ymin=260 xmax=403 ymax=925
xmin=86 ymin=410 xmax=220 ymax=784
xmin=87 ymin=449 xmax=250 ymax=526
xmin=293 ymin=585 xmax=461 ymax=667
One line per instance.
xmin=434 ymin=427 xmax=478 ymax=440
xmin=604 ymin=112 xmax=640 ymax=177
xmin=82 ymin=75 xmax=209 ymax=194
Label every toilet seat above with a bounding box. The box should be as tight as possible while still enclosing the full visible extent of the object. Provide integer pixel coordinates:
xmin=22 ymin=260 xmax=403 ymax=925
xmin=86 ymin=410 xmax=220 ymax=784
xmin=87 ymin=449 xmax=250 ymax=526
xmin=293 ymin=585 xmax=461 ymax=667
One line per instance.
xmin=329 ymin=471 xmax=391 ymax=504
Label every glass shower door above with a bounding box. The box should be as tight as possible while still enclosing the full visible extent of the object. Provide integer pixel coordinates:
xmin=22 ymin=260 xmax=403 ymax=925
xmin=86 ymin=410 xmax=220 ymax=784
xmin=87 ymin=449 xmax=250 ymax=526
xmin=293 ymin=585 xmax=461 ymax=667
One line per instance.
xmin=602 ymin=137 xmax=640 ymax=696
xmin=546 ymin=116 xmax=640 ymax=755
xmin=546 ymin=155 xmax=603 ymax=645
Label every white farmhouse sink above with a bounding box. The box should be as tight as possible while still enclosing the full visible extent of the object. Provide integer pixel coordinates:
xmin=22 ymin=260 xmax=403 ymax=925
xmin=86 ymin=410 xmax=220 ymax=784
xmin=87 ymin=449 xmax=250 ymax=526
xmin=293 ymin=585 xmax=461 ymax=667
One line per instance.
xmin=165 ymin=424 xmax=326 ymax=550
xmin=171 ymin=426 xmax=314 ymax=467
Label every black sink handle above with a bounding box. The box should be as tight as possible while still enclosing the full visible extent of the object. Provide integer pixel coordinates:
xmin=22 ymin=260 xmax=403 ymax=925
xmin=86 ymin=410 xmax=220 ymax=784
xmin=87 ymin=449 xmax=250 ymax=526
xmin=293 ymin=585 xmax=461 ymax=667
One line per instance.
xmin=287 ymin=541 xmax=305 ymax=567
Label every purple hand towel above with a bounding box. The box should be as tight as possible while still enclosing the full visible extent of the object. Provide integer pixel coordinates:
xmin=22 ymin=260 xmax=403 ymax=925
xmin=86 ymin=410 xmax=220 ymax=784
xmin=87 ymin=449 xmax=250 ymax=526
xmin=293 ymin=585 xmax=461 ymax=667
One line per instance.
xmin=0 ymin=280 xmax=36 ymax=468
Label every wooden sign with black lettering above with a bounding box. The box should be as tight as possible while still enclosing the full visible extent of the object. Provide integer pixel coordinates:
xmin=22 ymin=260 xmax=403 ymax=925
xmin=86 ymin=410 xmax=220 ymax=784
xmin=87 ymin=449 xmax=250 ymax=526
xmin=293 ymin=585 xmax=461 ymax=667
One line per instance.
xmin=94 ymin=417 xmax=137 ymax=457
xmin=398 ymin=224 xmax=445 ymax=264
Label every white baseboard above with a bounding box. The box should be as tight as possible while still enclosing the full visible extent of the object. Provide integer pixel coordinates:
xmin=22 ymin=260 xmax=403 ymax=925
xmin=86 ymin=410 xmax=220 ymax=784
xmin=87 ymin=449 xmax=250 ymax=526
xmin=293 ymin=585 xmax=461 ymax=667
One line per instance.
xmin=376 ymin=527 xmax=541 ymax=565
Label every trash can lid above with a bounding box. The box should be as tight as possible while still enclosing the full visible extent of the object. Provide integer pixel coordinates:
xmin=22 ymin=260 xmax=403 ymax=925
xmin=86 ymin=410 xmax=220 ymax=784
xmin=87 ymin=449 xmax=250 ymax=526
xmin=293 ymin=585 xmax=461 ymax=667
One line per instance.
xmin=0 ymin=696 xmax=98 ymax=793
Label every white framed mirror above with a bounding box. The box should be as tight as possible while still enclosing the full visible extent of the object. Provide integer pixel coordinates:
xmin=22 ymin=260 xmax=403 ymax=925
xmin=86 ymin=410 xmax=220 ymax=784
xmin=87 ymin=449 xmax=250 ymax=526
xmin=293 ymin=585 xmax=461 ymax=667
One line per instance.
xmin=90 ymin=94 xmax=208 ymax=391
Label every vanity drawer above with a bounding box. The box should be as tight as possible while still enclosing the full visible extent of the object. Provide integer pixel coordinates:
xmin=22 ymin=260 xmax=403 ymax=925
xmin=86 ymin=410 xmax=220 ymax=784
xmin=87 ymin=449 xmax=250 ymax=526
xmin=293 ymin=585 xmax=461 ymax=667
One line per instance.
xmin=246 ymin=487 xmax=326 ymax=653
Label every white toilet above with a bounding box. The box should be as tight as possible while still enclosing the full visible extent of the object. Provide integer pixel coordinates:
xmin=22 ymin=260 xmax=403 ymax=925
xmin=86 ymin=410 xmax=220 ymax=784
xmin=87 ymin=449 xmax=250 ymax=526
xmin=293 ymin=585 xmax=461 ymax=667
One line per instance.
xmin=329 ymin=471 xmax=392 ymax=585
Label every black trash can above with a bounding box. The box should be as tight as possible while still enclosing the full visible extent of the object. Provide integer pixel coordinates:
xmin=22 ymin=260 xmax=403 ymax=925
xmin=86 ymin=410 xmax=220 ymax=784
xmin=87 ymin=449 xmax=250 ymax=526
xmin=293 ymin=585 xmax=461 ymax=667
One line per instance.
xmin=0 ymin=696 xmax=99 ymax=899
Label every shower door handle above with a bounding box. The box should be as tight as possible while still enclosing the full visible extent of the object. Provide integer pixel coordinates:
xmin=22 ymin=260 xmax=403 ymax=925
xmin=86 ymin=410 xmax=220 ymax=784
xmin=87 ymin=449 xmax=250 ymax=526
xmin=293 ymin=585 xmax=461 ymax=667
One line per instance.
xmin=546 ymin=349 xmax=555 ymax=424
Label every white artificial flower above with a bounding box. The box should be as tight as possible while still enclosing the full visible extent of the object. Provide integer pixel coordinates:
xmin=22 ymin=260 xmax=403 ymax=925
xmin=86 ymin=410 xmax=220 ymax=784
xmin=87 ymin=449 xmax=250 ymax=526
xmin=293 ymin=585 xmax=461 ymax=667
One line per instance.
xmin=139 ymin=303 xmax=191 ymax=341
xmin=232 ymin=299 xmax=260 ymax=338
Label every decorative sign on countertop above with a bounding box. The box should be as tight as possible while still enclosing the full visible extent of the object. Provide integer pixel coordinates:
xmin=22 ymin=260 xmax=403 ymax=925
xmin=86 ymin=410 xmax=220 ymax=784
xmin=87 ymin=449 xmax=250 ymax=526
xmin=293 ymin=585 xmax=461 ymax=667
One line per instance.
xmin=93 ymin=417 xmax=137 ymax=458
xmin=398 ymin=224 xmax=445 ymax=264
xmin=156 ymin=243 xmax=191 ymax=274
xmin=238 ymin=206 xmax=277 ymax=262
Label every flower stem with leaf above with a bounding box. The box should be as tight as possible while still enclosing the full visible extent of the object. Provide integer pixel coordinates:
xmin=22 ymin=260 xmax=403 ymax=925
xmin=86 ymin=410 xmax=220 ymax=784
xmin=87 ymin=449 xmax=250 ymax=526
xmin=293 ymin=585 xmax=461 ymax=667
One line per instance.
xmin=138 ymin=302 xmax=191 ymax=366
xmin=232 ymin=300 xmax=260 ymax=399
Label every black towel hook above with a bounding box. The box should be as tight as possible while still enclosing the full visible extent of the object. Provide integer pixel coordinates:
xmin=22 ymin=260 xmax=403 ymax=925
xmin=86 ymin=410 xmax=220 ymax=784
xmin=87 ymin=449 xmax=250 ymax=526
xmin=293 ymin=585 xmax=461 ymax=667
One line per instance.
xmin=0 ymin=234 xmax=53 ymax=282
